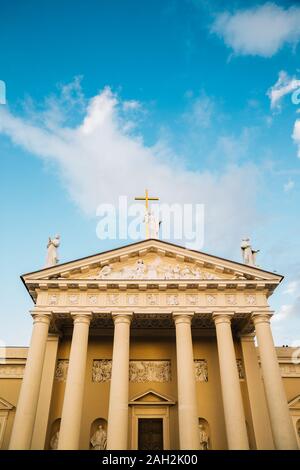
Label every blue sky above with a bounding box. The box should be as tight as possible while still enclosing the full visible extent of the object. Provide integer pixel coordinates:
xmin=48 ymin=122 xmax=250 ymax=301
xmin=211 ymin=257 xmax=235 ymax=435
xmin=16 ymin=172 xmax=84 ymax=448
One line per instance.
xmin=0 ymin=0 xmax=300 ymax=345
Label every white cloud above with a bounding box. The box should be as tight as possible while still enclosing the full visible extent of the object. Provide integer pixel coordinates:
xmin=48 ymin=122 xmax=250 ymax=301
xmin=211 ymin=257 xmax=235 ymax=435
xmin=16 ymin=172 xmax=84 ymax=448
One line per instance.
xmin=274 ymin=277 xmax=300 ymax=323
xmin=0 ymin=84 xmax=260 ymax=254
xmin=210 ymin=128 xmax=252 ymax=163
xmin=284 ymin=280 xmax=300 ymax=295
xmin=284 ymin=179 xmax=295 ymax=192
xmin=211 ymin=3 xmax=300 ymax=57
xmin=267 ymin=70 xmax=300 ymax=110
xmin=283 ymin=280 xmax=300 ymax=295
xmin=267 ymin=71 xmax=300 ymax=158
xmin=122 ymin=100 xmax=141 ymax=111
xmin=185 ymin=95 xmax=215 ymax=129
xmin=292 ymin=119 xmax=300 ymax=157
xmin=273 ymin=304 xmax=294 ymax=323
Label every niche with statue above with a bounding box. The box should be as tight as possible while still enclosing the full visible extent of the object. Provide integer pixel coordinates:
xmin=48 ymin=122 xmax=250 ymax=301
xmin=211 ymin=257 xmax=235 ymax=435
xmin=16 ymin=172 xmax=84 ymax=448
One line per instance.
xmin=198 ymin=418 xmax=210 ymax=450
xmin=90 ymin=418 xmax=107 ymax=450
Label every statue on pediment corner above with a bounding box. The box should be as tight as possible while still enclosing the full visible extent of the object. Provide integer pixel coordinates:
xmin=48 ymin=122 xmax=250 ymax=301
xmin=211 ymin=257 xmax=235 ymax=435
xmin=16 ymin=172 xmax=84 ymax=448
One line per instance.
xmin=46 ymin=235 xmax=60 ymax=267
xmin=241 ymin=238 xmax=259 ymax=266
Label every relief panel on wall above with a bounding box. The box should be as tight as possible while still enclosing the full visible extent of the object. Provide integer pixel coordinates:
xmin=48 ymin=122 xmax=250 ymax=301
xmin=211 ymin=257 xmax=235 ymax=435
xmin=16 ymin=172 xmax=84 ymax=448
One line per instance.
xmin=92 ymin=359 xmax=171 ymax=383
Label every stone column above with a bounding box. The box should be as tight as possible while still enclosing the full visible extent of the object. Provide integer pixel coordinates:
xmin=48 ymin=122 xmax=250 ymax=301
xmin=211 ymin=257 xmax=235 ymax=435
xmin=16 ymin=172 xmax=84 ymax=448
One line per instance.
xmin=31 ymin=334 xmax=60 ymax=449
xmin=253 ymin=311 xmax=298 ymax=450
xmin=58 ymin=313 xmax=91 ymax=450
xmin=213 ymin=312 xmax=249 ymax=450
xmin=240 ymin=334 xmax=274 ymax=449
xmin=9 ymin=311 xmax=51 ymax=450
xmin=173 ymin=312 xmax=199 ymax=450
xmin=107 ymin=312 xmax=132 ymax=450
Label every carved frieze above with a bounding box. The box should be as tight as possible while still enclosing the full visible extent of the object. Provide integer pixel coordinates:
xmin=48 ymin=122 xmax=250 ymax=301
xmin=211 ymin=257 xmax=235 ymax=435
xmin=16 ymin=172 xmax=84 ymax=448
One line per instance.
xmin=49 ymin=294 xmax=58 ymax=306
xmin=127 ymin=294 xmax=138 ymax=306
xmin=68 ymin=294 xmax=79 ymax=305
xmin=0 ymin=364 xmax=25 ymax=378
xmin=186 ymin=294 xmax=198 ymax=305
xmin=206 ymin=294 xmax=217 ymax=306
xmin=92 ymin=359 xmax=172 ymax=383
xmin=146 ymin=294 xmax=158 ymax=306
xmin=91 ymin=257 xmax=224 ymax=281
xmin=245 ymin=294 xmax=256 ymax=305
xmin=194 ymin=360 xmax=208 ymax=382
xmin=236 ymin=359 xmax=244 ymax=379
xmin=279 ymin=363 xmax=300 ymax=377
xmin=226 ymin=294 xmax=237 ymax=306
xmin=92 ymin=360 xmax=112 ymax=382
xmin=107 ymin=294 xmax=119 ymax=305
xmin=87 ymin=294 xmax=98 ymax=305
xmin=166 ymin=294 xmax=179 ymax=306
xmin=129 ymin=360 xmax=171 ymax=383
xmin=54 ymin=360 xmax=69 ymax=382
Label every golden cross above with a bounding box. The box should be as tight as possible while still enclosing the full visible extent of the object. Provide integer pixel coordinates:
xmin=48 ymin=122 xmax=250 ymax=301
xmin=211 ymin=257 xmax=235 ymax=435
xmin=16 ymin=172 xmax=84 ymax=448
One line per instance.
xmin=135 ymin=189 xmax=159 ymax=238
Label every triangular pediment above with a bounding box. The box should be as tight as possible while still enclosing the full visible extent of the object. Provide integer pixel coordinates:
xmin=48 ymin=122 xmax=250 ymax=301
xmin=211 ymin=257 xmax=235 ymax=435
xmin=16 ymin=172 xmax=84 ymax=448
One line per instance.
xmin=0 ymin=398 xmax=14 ymax=410
xmin=129 ymin=389 xmax=175 ymax=405
xmin=289 ymin=395 xmax=300 ymax=410
xmin=22 ymin=239 xmax=282 ymax=284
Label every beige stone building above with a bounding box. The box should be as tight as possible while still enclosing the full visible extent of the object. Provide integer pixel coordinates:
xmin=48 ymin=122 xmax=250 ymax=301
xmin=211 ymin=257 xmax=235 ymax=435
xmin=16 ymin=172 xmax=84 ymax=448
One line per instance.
xmin=1 ymin=239 xmax=300 ymax=450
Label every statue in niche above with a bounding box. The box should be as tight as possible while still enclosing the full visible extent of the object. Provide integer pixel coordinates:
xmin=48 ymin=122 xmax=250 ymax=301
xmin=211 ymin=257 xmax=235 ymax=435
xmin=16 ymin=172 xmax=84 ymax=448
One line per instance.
xmin=46 ymin=235 xmax=60 ymax=267
xmin=241 ymin=238 xmax=259 ymax=266
xmin=50 ymin=430 xmax=59 ymax=450
xmin=199 ymin=424 xmax=209 ymax=450
xmin=90 ymin=425 xmax=107 ymax=450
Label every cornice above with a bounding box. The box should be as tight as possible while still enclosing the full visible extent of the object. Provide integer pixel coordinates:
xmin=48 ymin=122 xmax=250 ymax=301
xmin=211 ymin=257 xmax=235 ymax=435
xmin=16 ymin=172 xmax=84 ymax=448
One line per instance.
xmin=26 ymin=278 xmax=277 ymax=303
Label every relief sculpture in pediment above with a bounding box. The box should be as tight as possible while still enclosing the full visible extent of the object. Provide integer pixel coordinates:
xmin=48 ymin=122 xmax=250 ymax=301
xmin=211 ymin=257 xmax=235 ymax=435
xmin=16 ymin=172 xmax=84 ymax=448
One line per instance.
xmin=92 ymin=256 xmax=222 ymax=281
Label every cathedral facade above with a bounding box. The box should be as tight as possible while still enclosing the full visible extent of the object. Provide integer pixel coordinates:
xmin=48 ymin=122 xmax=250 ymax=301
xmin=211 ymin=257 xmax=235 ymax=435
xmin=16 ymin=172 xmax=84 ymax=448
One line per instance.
xmin=1 ymin=239 xmax=300 ymax=450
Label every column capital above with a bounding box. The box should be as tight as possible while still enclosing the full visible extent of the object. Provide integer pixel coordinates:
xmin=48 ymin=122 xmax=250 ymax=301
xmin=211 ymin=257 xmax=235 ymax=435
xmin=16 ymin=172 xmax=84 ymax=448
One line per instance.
xmin=212 ymin=311 xmax=234 ymax=325
xmin=112 ymin=311 xmax=133 ymax=325
xmin=71 ymin=312 xmax=92 ymax=325
xmin=252 ymin=311 xmax=273 ymax=325
xmin=173 ymin=311 xmax=194 ymax=325
xmin=30 ymin=310 xmax=52 ymax=325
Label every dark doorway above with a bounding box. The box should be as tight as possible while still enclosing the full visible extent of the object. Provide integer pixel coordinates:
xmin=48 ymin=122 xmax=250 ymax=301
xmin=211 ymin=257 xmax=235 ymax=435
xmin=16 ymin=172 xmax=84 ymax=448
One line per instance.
xmin=138 ymin=418 xmax=163 ymax=450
